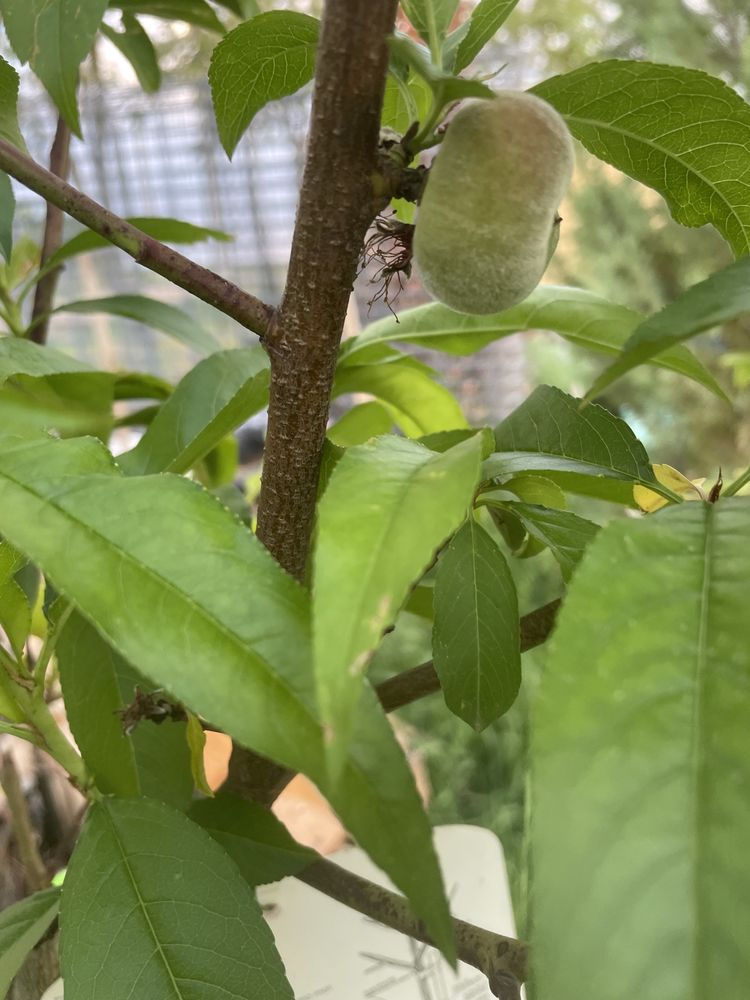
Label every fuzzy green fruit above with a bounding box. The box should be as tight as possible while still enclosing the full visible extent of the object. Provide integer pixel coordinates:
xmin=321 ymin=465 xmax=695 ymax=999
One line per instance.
xmin=413 ymin=92 xmax=574 ymax=315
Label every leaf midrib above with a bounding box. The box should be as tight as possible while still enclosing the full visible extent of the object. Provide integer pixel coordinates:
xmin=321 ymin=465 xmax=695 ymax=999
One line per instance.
xmin=103 ymin=806 xmax=184 ymax=998
xmin=689 ymin=503 xmax=714 ymax=999
xmin=490 ymin=451 xmax=650 ymax=482
xmin=318 ymin=447 xmax=464 ymax=690
xmin=0 ymin=464 xmax=414 ymax=822
xmin=0 ymin=467 xmax=318 ymax=752
xmin=467 ymin=520 xmax=484 ymax=728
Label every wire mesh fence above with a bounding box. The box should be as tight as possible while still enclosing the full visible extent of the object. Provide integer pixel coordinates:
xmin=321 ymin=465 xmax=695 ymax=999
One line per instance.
xmin=12 ymin=71 xmax=529 ymax=421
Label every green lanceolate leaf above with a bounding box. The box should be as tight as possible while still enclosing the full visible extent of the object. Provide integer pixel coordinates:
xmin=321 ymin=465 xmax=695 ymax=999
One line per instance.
xmin=60 ymin=798 xmax=293 ymax=999
xmin=345 ymin=286 xmax=726 ymax=401
xmin=0 ymin=576 xmax=30 ymax=658
xmin=0 ymin=55 xmax=25 ymax=150
xmin=0 ymin=434 xmax=317 ymax=769
xmin=333 ymin=354 xmax=466 ymax=436
xmin=401 ymin=0 xmax=459 ymax=50
xmin=0 ymin=340 xmax=112 ymax=440
xmin=0 ymin=888 xmax=61 ymax=998
xmin=0 ymin=537 xmax=30 ymax=654
xmin=489 ymin=385 xmax=664 ymax=494
xmin=209 ymin=10 xmax=320 ymax=157
xmin=432 ymin=517 xmax=520 ymax=731
xmin=0 ymin=540 xmax=24 ymax=587
xmin=313 ymin=433 xmax=482 ymax=774
xmin=534 ymin=61 xmax=750 ymax=257
xmin=382 ymin=69 xmax=432 ymax=133
xmin=502 ymin=473 xmax=567 ymax=508
xmin=586 ymin=255 xmax=750 ymax=401
xmin=0 ymin=372 xmax=115 ymax=440
xmin=0 ymin=6 xmax=32 ymax=62
xmin=48 ymin=218 xmax=231 ymax=268
xmin=485 ymin=474 xmax=566 ymax=557
xmin=388 ymin=33 xmax=493 ymax=106
xmin=56 ymin=613 xmax=140 ymax=797
xmin=1 ymin=0 xmax=109 ymax=135
xmin=451 ymin=0 xmax=519 ymax=72
xmin=327 ymin=401 xmax=393 ymax=447
xmin=189 ymin=793 xmax=316 ymax=886
xmin=533 ymin=499 xmax=750 ymax=1000
xmin=0 ymin=172 xmax=14 ymax=262
xmin=0 ymin=434 xmax=455 ymax=959
xmin=119 ymin=348 xmax=269 ymax=476
xmin=0 ymin=237 xmax=39 ymax=295
xmin=113 ymin=0 xmax=225 ymax=34
xmin=100 ymin=15 xmax=161 ymax=93
xmin=491 ymin=501 xmax=599 ymax=579
xmin=198 ymin=432 xmax=238 ymax=487
xmin=0 ymin=338 xmax=93 ymax=382
xmin=55 ymin=295 xmax=219 ymax=354
xmin=114 ymin=371 xmax=172 ymax=401
xmin=420 ymin=426 xmax=496 ymax=457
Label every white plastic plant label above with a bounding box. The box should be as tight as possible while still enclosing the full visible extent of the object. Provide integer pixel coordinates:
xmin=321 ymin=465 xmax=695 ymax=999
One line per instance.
xmin=259 ymin=824 xmax=517 ymax=999
xmin=40 ymin=980 xmax=64 ymax=1000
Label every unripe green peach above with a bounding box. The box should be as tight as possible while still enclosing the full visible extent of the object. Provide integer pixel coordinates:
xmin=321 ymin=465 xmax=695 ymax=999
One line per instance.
xmin=413 ymin=92 xmax=574 ymax=314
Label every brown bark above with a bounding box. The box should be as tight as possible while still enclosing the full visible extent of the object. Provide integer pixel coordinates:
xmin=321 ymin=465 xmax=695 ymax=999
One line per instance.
xmin=255 ymin=0 xmax=399 ymax=580
xmin=299 ymin=856 xmax=527 ymax=993
xmin=29 ymin=117 xmax=72 ymax=345
xmin=228 ymin=0 xmax=399 ymax=804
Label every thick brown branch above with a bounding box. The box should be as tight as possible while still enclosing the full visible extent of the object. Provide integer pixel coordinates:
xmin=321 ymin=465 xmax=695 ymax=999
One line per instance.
xmin=0 ymin=138 xmax=273 ymax=337
xmin=29 ymin=117 xmax=72 ymax=345
xmin=223 ymin=746 xmax=292 ymax=808
xmin=377 ymin=598 xmax=561 ymax=713
xmin=255 ymin=0 xmax=398 ymax=579
xmin=298 ymin=857 xmax=526 ymax=996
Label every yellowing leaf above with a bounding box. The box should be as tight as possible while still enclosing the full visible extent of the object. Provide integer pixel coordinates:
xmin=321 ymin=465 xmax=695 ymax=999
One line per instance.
xmin=633 ymin=464 xmax=706 ymax=512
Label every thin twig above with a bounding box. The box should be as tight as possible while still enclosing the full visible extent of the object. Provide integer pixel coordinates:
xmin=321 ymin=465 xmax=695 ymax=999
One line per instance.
xmin=0 ymin=752 xmax=48 ymax=892
xmin=29 ymin=116 xmax=72 ymax=345
xmin=0 ymin=138 xmax=274 ymax=338
xmin=298 ymin=857 xmax=527 ymax=995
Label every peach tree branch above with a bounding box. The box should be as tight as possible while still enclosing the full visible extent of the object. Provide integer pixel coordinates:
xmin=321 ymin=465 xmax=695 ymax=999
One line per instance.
xmin=298 ymin=857 xmax=526 ymax=998
xmin=29 ymin=116 xmax=72 ymax=345
xmin=0 ymin=137 xmax=274 ymax=338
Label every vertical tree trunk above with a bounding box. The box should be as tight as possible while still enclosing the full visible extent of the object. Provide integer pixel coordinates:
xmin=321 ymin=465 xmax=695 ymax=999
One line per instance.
xmin=256 ymin=0 xmax=399 ymax=581
xmin=229 ymin=0 xmax=399 ymax=801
